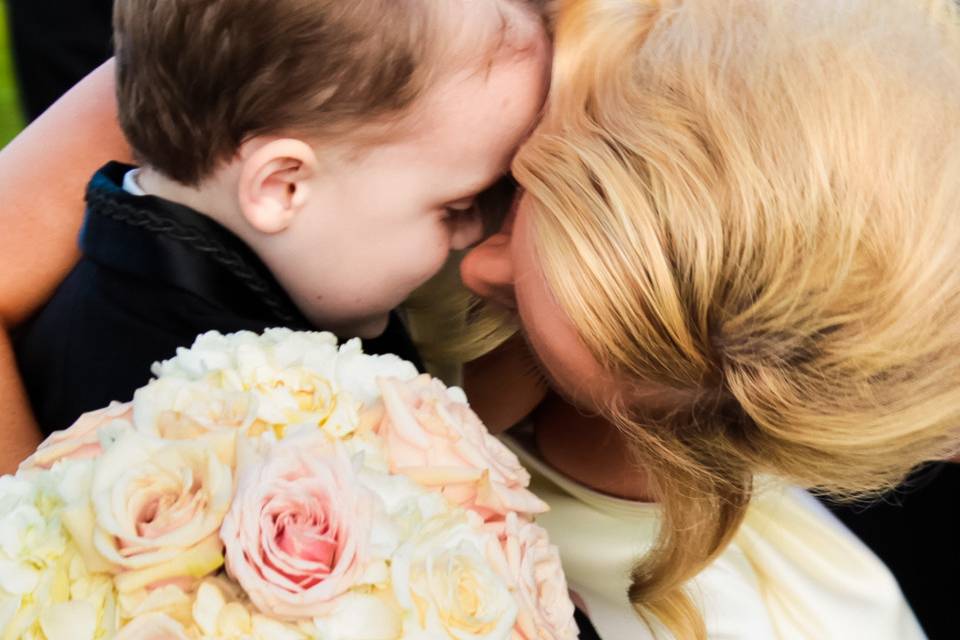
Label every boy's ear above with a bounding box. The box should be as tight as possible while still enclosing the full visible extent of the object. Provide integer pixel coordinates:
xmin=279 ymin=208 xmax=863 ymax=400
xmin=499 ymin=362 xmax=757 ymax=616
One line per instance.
xmin=237 ymin=139 xmax=317 ymax=234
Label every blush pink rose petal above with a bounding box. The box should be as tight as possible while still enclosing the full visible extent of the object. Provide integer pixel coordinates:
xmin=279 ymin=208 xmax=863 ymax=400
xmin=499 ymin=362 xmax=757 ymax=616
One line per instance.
xmin=20 ymin=401 xmax=133 ymax=471
xmin=487 ymin=513 xmax=579 ymax=640
xmin=221 ymin=438 xmax=375 ymax=620
xmin=376 ymin=375 xmax=548 ymax=521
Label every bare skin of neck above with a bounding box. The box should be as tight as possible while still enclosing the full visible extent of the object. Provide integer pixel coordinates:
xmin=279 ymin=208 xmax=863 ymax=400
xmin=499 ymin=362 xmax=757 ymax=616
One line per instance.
xmin=532 ymin=392 xmax=655 ymax=502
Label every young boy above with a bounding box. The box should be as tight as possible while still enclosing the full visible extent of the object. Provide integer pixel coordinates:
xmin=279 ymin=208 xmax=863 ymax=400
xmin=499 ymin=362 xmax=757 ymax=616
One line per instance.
xmin=13 ymin=0 xmax=550 ymax=434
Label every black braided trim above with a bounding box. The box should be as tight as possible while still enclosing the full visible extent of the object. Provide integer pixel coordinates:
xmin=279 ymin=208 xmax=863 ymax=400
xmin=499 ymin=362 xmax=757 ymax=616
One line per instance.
xmin=86 ymin=189 xmax=301 ymax=325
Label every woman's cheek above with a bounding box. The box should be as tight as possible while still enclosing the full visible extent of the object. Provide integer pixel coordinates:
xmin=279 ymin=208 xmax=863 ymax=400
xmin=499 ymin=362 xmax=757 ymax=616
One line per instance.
xmin=516 ymin=291 xmax=613 ymax=411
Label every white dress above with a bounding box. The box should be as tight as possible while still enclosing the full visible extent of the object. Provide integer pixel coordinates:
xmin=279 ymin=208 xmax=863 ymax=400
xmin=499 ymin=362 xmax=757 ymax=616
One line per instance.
xmin=502 ymin=434 xmax=927 ymax=640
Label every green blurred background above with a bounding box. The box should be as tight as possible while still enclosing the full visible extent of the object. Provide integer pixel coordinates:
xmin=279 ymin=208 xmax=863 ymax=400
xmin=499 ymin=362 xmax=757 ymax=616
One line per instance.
xmin=0 ymin=1 xmax=25 ymax=148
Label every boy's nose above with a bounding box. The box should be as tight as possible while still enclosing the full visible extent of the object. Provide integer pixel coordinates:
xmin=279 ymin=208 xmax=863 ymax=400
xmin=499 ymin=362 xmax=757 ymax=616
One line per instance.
xmin=460 ymin=231 xmax=516 ymax=309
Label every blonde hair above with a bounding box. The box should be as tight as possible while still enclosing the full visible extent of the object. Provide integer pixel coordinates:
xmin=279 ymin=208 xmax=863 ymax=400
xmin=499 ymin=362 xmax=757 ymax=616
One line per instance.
xmin=513 ymin=0 xmax=960 ymax=635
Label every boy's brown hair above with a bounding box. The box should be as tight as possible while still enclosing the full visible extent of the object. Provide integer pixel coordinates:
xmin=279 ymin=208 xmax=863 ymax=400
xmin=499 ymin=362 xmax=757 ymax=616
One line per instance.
xmin=113 ymin=0 xmax=545 ymax=185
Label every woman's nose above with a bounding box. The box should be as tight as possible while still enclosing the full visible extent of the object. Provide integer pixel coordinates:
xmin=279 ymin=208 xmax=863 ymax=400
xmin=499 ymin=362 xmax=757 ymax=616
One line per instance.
xmin=460 ymin=231 xmax=516 ymax=309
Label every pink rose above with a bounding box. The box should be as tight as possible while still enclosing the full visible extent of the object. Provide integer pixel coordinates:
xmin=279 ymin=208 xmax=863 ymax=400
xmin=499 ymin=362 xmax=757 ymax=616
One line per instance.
xmin=487 ymin=513 xmax=579 ymax=640
xmin=220 ymin=438 xmax=374 ymax=620
xmin=20 ymin=402 xmax=132 ymax=471
xmin=376 ymin=375 xmax=548 ymax=521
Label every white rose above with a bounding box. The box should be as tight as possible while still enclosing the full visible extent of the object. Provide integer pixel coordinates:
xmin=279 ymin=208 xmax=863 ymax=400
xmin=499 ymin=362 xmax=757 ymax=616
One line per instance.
xmin=391 ymin=511 xmax=517 ymax=639
xmin=0 ymin=475 xmax=68 ymax=635
xmin=263 ymin=328 xmax=340 ymax=368
xmin=150 ymin=330 xmax=254 ymax=379
xmin=0 ymin=473 xmax=117 ymax=640
xmin=324 ymin=339 xmax=419 ymax=407
xmin=152 ymin=329 xmax=337 ymax=381
xmin=312 ymin=591 xmax=403 ymax=640
xmin=0 ymin=476 xmax=59 ymax=596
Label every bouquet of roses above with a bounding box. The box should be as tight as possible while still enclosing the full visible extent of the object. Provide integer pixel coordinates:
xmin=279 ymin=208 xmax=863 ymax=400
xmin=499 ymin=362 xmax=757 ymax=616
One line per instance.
xmin=1 ymin=329 xmax=578 ymax=640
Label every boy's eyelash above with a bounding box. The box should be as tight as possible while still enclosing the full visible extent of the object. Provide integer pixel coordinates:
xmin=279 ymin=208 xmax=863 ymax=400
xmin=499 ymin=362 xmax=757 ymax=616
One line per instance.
xmin=446 ymin=198 xmax=479 ymax=213
xmin=444 ymin=204 xmax=481 ymax=220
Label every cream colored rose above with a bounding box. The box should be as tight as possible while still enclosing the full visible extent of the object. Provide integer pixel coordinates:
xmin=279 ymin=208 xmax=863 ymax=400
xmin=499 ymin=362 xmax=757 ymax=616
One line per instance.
xmin=150 ymin=332 xmax=362 ymax=439
xmin=148 ymin=329 xmax=420 ymax=403
xmin=20 ymin=402 xmax=132 ymax=471
xmin=391 ymin=511 xmax=518 ymax=639
xmin=134 ymin=377 xmax=258 ymax=440
xmin=203 ymin=357 xmax=354 ymax=437
xmin=119 ymin=578 xmax=310 ymax=639
xmin=486 ymin=513 xmax=578 ymax=640
xmin=69 ymin=431 xmax=232 ymax=592
xmin=192 ymin=578 xmax=309 ymax=639
xmin=252 ymin=366 xmax=361 ymax=438
xmin=377 ymin=375 xmax=548 ymax=521
xmin=150 ymin=329 xmax=418 ymax=436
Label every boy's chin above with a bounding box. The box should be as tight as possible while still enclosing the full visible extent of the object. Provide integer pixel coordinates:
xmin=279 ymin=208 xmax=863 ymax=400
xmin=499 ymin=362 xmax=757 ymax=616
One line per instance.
xmin=323 ymin=313 xmax=391 ymax=340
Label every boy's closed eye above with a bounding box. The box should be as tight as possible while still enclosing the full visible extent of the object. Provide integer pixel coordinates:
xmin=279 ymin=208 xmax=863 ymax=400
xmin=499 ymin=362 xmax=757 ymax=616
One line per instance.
xmin=445 ymin=196 xmax=477 ymax=213
xmin=444 ymin=197 xmax=485 ymax=249
xmin=444 ymin=174 xmax=520 ymax=249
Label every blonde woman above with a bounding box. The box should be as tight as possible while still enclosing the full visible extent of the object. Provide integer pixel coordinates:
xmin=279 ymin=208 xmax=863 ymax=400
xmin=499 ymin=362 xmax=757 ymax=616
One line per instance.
xmin=462 ymin=0 xmax=960 ymax=637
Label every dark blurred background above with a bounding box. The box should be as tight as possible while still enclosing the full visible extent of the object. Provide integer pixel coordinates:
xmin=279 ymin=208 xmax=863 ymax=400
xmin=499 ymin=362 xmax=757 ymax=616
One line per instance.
xmin=0 ymin=0 xmax=114 ymax=146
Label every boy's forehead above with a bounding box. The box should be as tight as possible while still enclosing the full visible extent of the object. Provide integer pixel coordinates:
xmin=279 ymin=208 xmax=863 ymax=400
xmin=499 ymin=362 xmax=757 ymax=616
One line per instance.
xmin=413 ymin=21 xmax=550 ymax=138
xmin=410 ymin=44 xmax=550 ymax=192
xmin=329 ymin=9 xmax=550 ymax=195
xmin=430 ymin=0 xmax=550 ymax=71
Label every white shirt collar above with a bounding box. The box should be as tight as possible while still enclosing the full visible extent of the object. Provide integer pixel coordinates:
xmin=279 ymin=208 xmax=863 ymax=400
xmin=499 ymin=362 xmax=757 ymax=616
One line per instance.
xmin=122 ymin=169 xmax=147 ymax=196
